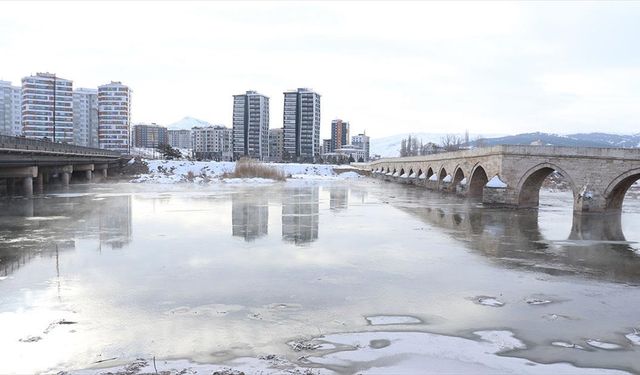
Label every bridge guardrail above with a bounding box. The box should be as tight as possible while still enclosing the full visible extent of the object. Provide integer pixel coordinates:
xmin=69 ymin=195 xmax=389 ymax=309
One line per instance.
xmin=0 ymin=135 xmax=122 ymax=158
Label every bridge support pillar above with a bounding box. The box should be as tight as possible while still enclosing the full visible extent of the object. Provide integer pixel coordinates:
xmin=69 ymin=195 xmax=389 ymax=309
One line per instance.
xmin=61 ymin=172 xmax=70 ymax=187
xmin=94 ymin=163 xmax=108 ymax=181
xmin=86 ymin=170 xmax=93 ymax=181
xmin=22 ymin=176 xmax=33 ymax=198
xmin=34 ymin=172 xmax=44 ymax=194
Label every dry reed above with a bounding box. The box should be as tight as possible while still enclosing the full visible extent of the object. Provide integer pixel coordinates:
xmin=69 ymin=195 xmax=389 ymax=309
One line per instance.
xmin=226 ymin=158 xmax=286 ymax=181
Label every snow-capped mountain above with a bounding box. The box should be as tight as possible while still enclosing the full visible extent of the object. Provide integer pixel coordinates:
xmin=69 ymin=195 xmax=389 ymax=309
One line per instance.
xmin=167 ymin=116 xmax=213 ymax=130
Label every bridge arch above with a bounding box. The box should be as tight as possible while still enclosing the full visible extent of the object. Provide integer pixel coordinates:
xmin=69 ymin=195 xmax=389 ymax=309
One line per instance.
xmin=604 ymin=168 xmax=640 ymax=210
xmin=426 ymin=167 xmax=434 ymax=179
xmin=408 ymin=168 xmax=414 ymax=178
xmin=517 ymin=163 xmax=576 ymax=208
xmin=438 ymin=167 xmax=447 ymax=181
xmin=416 ymin=168 xmax=423 ymax=178
xmin=399 ymin=168 xmax=405 ymax=177
xmin=452 ymin=166 xmax=465 ymax=187
xmin=468 ymin=164 xmax=489 ymax=198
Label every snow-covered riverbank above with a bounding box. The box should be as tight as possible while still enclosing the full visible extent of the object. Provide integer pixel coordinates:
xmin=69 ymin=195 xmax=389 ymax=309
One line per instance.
xmin=132 ymin=160 xmax=362 ymax=184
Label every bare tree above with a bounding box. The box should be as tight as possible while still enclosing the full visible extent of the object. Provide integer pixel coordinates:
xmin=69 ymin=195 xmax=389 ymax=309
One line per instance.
xmin=441 ymin=134 xmax=463 ymax=152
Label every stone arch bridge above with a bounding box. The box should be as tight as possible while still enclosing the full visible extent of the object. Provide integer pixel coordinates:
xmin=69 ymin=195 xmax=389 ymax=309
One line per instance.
xmin=365 ymin=145 xmax=640 ymax=213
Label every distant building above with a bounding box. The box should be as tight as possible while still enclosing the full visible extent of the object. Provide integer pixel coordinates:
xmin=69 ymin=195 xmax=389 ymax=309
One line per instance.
xmin=232 ymin=91 xmax=269 ymax=160
xmin=192 ymin=125 xmax=232 ymax=160
xmin=22 ymin=73 xmax=74 ymax=142
xmin=98 ymin=81 xmax=131 ymax=153
xmin=168 ymin=129 xmax=192 ymax=149
xmin=0 ymin=80 xmax=21 ymax=136
xmin=283 ymin=88 xmax=321 ymax=162
xmin=330 ymin=119 xmax=349 ymax=152
xmin=268 ymin=128 xmax=284 ymax=162
xmin=351 ymin=132 xmax=370 ymax=161
xmin=73 ymin=88 xmax=99 ymax=147
xmin=335 ymin=144 xmax=366 ymax=163
xmin=322 ymin=139 xmax=331 ymax=155
xmin=133 ymin=123 xmax=168 ymax=148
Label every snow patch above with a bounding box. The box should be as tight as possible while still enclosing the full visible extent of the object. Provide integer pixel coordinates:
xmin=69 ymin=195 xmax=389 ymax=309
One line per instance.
xmin=586 ymin=339 xmax=623 ymax=350
xmin=625 ymin=330 xmax=640 ymax=345
xmin=552 ymin=341 xmax=585 ymax=350
xmin=442 ymin=174 xmax=452 ymax=183
xmin=365 ymin=315 xmax=422 ymax=326
xmin=486 ymin=176 xmax=508 ymax=188
xmin=460 ymin=177 xmax=467 ymax=185
xmin=428 ymin=174 xmax=438 ymax=181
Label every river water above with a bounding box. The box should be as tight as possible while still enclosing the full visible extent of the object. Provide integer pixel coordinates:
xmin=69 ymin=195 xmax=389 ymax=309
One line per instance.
xmin=0 ymin=179 xmax=639 ymax=374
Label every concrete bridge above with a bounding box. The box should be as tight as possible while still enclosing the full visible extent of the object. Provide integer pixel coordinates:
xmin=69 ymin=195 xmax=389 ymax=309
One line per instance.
xmin=0 ymin=135 xmax=124 ymax=197
xmin=366 ymin=145 xmax=640 ymax=213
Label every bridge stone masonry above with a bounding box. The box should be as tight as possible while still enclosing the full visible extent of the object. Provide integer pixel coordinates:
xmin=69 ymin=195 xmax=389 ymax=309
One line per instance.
xmin=0 ymin=135 xmax=125 ymax=198
xmin=365 ymin=145 xmax=640 ymax=213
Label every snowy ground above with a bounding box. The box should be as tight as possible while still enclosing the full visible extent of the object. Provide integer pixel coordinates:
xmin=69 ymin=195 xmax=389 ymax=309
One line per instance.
xmin=132 ymin=160 xmax=361 ymax=184
xmin=77 ymin=329 xmax=629 ymax=375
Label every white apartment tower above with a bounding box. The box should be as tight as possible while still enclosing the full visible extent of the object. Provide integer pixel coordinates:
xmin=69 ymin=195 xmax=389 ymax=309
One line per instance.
xmin=0 ymin=81 xmax=22 ymax=136
xmin=232 ymin=91 xmax=269 ymax=160
xmin=98 ymin=81 xmax=131 ymax=153
xmin=73 ymin=88 xmax=99 ymax=147
xmin=283 ymin=88 xmax=321 ymax=162
xmin=21 ymin=73 xmax=74 ymax=142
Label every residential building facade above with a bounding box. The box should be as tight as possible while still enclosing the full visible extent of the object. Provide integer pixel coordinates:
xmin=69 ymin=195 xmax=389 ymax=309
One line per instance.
xmin=192 ymin=125 xmax=232 ymax=160
xmin=98 ymin=81 xmax=131 ymax=153
xmin=168 ymin=129 xmax=192 ymax=149
xmin=351 ymin=132 xmax=370 ymax=161
xmin=21 ymin=73 xmax=74 ymax=142
xmin=283 ymin=88 xmax=321 ymax=162
xmin=133 ymin=123 xmax=168 ymax=148
xmin=268 ymin=128 xmax=284 ymax=162
xmin=72 ymin=88 xmax=99 ymax=147
xmin=0 ymin=81 xmax=22 ymax=136
xmin=232 ymin=91 xmax=269 ymax=160
xmin=322 ymin=139 xmax=332 ymax=155
xmin=330 ymin=119 xmax=349 ymax=152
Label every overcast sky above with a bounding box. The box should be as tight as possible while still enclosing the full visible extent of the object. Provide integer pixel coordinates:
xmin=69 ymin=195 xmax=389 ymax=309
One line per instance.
xmin=1 ymin=1 xmax=639 ymax=138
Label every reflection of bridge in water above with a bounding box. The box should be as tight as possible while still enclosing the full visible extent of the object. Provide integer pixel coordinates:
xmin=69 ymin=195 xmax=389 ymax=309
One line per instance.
xmin=387 ymin=187 xmax=640 ymax=283
xmin=0 ymin=195 xmax=132 ymax=277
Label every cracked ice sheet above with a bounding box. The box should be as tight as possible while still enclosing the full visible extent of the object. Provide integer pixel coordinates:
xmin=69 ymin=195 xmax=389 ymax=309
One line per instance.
xmin=306 ymin=330 xmax=629 ymax=374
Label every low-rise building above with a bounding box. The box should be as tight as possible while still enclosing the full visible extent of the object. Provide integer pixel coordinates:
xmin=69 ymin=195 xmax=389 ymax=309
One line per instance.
xmin=133 ymin=123 xmax=168 ymax=148
xmin=351 ymin=133 xmax=370 ymax=161
xmin=168 ymin=129 xmax=192 ymax=149
xmin=192 ymin=125 xmax=232 ymax=160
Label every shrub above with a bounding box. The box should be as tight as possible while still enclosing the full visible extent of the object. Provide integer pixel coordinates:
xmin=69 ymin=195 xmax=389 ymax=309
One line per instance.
xmin=226 ymin=158 xmax=286 ymax=181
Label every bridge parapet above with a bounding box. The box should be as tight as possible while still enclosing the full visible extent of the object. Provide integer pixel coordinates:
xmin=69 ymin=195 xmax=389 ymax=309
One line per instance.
xmin=0 ymin=135 xmax=121 ymax=157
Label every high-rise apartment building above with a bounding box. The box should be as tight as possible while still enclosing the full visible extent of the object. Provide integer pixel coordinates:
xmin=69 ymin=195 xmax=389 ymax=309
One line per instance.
xmin=330 ymin=119 xmax=349 ymax=152
xmin=168 ymin=129 xmax=192 ymax=149
xmin=21 ymin=73 xmax=73 ymax=142
xmin=322 ymin=139 xmax=332 ymax=155
xmin=232 ymin=91 xmax=269 ymax=160
xmin=268 ymin=128 xmax=284 ymax=162
xmin=192 ymin=125 xmax=232 ymax=160
xmin=132 ymin=123 xmax=168 ymax=148
xmin=98 ymin=81 xmax=131 ymax=154
xmin=73 ymin=88 xmax=99 ymax=147
xmin=352 ymin=132 xmax=370 ymax=161
xmin=283 ymin=88 xmax=321 ymax=162
xmin=0 ymin=81 xmax=21 ymax=136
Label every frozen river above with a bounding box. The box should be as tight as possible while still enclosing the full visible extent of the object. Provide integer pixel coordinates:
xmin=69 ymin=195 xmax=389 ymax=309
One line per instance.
xmin=0 ymin=179 xmax=639 ymax=374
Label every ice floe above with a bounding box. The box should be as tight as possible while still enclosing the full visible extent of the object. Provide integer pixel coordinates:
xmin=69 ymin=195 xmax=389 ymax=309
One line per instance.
xmin=365 ymin=315 xmax=422 ymax=326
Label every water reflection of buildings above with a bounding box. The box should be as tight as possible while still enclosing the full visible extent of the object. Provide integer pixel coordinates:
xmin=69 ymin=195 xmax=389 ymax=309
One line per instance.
xmin=390 ymin=188 xmax=640 ymax=283
xmin=329 ymin=186 xmax=349 ymax=211
xmin=282 ymin=187 xmax=319 ymax=245
xmin=232 ymin=192 xmax=268 ymax=241
xmin=0 ymin=195 xmax=133 ymax=277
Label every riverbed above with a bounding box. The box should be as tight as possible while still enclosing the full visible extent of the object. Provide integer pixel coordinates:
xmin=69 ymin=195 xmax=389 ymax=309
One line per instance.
xmin=0 ymin=179 xmax=639 ymax=374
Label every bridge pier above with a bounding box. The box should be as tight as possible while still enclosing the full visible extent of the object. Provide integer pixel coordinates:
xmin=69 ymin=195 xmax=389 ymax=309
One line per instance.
xmin=94 ymin=163 xmax=109 ymax=181
xmin=34 ymin=172 xmax=44 ymax=195
xmin=22 ymin=176 xmax=33 ymax=198
xmin=61 ymin=172 xmax=70 ymax=187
